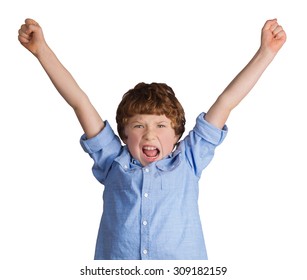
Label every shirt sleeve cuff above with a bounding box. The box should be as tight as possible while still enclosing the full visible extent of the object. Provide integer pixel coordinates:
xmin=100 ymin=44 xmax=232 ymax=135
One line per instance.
xmin=193 ymin=112 xmax=228 ymax=145
xmin=80 ymin=121 xmax=116 ymax=153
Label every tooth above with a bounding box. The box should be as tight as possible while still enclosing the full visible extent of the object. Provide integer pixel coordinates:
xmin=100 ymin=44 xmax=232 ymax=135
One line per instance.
xmin=144 ymin=146 xmax=156 ymax=150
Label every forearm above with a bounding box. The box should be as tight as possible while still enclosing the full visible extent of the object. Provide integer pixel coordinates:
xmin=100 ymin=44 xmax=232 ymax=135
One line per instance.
xmin=18 ymin=18 xmax=105 ymax=138
xmin=205 ymin=48 xmax=276 ymax=128
xmin=219 ymin=48 xmax=275 ymax=110
xmin=36 ymin=44 xmax=87 ymax=109
xmin=36 ymin=44 xmax=104 ymax=138
xmin=205 ymin=19 xmax=286 ymax=129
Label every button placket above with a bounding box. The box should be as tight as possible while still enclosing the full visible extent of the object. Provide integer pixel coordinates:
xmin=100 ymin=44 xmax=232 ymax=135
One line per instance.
xmin=140 ymin=167 xmax=151 ymax=259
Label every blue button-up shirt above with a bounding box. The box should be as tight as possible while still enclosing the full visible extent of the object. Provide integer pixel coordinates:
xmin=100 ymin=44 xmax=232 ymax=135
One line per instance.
xmin=80 ymin=113 xmax=227 ymax=260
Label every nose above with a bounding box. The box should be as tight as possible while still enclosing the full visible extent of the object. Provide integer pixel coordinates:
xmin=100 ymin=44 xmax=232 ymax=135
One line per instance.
xmin=143 ymin=127 xmax=156 ymax=140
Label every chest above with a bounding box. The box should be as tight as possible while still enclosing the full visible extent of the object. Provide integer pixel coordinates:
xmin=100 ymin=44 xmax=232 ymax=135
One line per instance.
xmin=103 ymin=160 xmax=199 ymax=200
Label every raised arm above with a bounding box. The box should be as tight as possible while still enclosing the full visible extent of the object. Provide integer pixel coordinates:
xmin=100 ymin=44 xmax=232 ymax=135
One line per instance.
xmin=205 ymin=19 xmax=287 ymax=129
xmin=18 ymin=18 xmax=104 ymax=138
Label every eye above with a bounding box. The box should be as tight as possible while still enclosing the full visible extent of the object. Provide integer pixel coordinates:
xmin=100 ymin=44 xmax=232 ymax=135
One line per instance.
xmin=157 ymin=124 xmax=166 ymax=128
xmin=134 ymin=124 xmax=144 ymax=128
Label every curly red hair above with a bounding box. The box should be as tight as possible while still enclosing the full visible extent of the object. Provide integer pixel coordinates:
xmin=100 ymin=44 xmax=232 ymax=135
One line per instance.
xmin=116 ymin=82 xmax=185 ymax=141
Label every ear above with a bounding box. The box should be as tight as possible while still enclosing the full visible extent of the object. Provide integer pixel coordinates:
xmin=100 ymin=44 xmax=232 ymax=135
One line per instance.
xmin=121 ymin=127 xmax=128 ymax=144
xmin=122 ymin=134 xmax=128 ymax=144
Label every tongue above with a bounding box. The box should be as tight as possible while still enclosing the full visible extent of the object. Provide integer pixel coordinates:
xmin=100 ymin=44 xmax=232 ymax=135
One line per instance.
xmin=143 ymin=149 xmax=158 ymax=158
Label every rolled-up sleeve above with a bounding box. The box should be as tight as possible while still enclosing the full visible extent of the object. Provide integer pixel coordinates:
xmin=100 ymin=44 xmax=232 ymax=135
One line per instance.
xmin=80 ymin=121 xmax=123 ymax=184
xmin=193 ymin=113 xmax=228 ymax=145
xmin=182 ymin=112 xmax=228 ymax=177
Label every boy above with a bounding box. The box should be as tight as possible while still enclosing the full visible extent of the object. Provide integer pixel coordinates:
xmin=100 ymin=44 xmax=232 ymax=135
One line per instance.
xmin=18 ymin=18 xmax=286 ymax=259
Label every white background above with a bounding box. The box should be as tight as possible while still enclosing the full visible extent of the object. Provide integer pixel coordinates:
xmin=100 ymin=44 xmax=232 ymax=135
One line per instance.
xmin=1 ymin=0 xmax=306 ymax=279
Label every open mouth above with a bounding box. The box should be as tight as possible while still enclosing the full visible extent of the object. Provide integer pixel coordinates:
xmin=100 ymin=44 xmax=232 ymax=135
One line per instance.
xmin=142 ymin=146 xmax=160 ymax=159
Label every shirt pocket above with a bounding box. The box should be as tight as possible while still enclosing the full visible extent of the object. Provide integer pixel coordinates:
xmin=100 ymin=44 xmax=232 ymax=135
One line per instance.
xmin=157 ymin=170 xmax=186 ymax=191
xmin=156 ymin=166 xmax=197 ymax=197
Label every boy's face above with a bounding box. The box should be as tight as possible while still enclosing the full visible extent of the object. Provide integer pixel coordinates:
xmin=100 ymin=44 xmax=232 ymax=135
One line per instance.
xmin=123 ymin=114 xmax=179 ymax=166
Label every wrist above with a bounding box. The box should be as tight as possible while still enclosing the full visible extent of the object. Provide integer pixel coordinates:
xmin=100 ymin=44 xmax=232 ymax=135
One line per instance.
xmin=254 ymin=47 xmax=276 ymax=65
xmin=35 ymin=43 xmax=52 ymax=60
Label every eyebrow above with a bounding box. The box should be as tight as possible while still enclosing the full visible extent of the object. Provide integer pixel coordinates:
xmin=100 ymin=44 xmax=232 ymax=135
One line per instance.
xmin=129 ymin=120 xmax=143 ymax=124
xmin=129 ymin=120 xmax=169 ymax=125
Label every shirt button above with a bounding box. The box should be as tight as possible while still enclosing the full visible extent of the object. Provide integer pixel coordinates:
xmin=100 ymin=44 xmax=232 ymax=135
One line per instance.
xmin=144 ymin=168 xmax=149 ymax=173
xmin=143 ymin=220 xmax=148 ymax=226
xmin=144 ymin=193 xmax=149 ymax=198
xmin=143 ymin=249 xmax=148 ymax=255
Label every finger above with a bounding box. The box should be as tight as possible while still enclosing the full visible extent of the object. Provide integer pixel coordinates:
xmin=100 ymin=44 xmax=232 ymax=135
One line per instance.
xmin=25 ymin=18 xmax=39 ymax=27
xmin=19 ymin=24 xmax=31 ymax=37
xmin=18 ymin=21 xmax=38 ymax=43
xmin=274 ymin=29 xmax=287 ymax=41
xmin=263 ymin=18 xmax=278 ymax=31
xmin=272 ymin=25 xmax=283 ymax=37
xmin=18 ymin=27 xmax=31 ymax=44
xmin=18 ymin=34 xmax=30 ymax=44
xmin=21 ymin=18 xmax=41 ymax=37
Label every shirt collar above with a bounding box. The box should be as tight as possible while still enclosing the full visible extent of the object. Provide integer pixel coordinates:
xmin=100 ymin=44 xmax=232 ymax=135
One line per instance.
xmin=156 ymin=151 xmax=181 ymax=171
xmin=114 ymin=146 xmax=182 ymax=172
